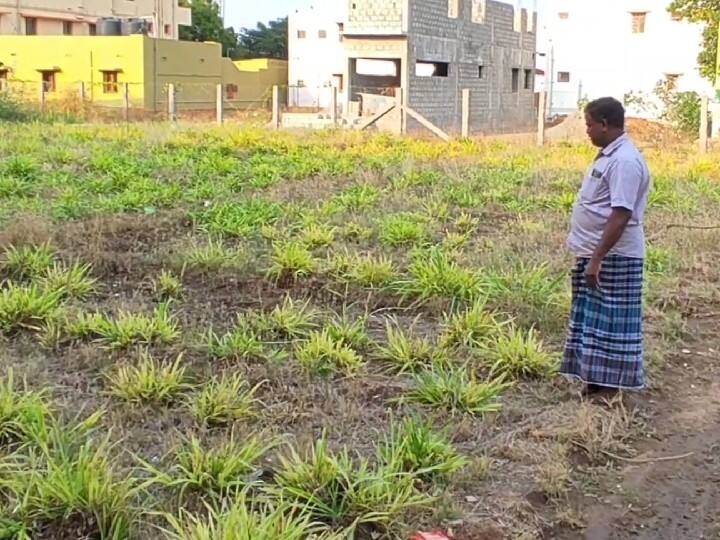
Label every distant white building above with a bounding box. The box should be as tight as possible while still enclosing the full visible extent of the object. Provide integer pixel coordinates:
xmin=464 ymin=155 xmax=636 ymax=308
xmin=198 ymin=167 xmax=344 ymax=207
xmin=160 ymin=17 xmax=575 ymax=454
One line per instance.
xmin=536 ymin=0 xmax=716 ymax=119
xmin=287 ymin=0 xmax=347 ymax=111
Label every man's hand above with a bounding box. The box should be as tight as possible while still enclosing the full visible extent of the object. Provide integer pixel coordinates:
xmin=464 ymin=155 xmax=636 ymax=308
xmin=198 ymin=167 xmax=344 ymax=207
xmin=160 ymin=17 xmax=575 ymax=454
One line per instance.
xmin=585 ymin=258 xmax=602 ymax=289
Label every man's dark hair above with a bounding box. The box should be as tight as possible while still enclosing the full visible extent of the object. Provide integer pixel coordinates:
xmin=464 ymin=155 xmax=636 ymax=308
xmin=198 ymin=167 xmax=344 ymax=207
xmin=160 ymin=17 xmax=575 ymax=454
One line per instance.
xmin=584 ymin=97 xmax=625 ymax=129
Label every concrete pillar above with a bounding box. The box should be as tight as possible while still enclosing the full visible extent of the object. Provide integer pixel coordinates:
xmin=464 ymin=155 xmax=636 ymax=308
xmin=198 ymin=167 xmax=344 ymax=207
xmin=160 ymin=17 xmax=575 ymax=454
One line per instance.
xmin=699 ymin=95 xmax=708 ymax=154
xmin=395 ymin=87 xmax=405 ymax=135
xmin=216 ymin=83 xmax=224 ymax=125
xmin=271 ymin=85 xmax=280 ymax=129
xmin=537 ymin=91 xmax=546 ymax=147
xmin=168 ymin=83 xmax=176 ymax=122
xmin=123 ymin=83 xmax=130 ymax=122
xmin=331 ymin=86 xmax=338 ymax=126
xmin=39 ymin=82 xmax=46 ymax=111
xmin=79 ymin=81 xmax=86 ymax=102
xmin=461 ymin=88 xmax=470 ymax=138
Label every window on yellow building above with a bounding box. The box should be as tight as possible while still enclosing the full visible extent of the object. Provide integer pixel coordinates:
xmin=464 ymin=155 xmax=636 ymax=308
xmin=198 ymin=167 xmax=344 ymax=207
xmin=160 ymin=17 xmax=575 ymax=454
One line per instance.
xmin=89 ymin=23 xmax=97 ymax=35
xmin=102 ymin=71 xmax=119 ymax=94
xmin=40 ymin=71 xmax=56 ymax=92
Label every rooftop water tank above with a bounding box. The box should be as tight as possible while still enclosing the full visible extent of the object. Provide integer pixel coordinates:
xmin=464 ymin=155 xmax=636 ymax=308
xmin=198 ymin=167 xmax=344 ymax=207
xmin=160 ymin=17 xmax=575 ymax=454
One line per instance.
xmin=97 ymin=18 xmax=121 ymax=36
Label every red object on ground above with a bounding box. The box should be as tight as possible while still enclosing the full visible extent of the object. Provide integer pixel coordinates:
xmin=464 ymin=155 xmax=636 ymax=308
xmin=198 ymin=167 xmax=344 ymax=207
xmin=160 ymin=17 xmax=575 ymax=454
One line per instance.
xmin=410 ymin=533 xmax=451 ymax=540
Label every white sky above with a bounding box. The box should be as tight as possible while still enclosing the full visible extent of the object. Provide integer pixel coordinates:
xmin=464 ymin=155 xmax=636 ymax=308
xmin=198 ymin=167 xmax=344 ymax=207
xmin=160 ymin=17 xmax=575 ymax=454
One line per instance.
xmin=226 ymin=0 xmax=537 ymax=31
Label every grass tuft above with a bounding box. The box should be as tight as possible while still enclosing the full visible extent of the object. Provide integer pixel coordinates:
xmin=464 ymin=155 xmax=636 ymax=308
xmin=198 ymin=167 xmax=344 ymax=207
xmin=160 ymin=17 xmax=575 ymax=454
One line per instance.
xmin=295 ymin=329 xmax=365 ymax=377
xmin=191 ymin=374 xmax=261 ymax=426
xmin=267 ymin=241 xmax=316 ymax=281
xmin=376 ymin=317 xmax=447 ymax=373
xmin=406 ymin=366 xmax=510 ymax=416
xmin=107 ymin=352 xmax=189 ymax=404
xmin=439 ymin=298 xmax=503 ymax=349
xmin=1 ymin=243 xmax=55 ymax=279
xmin=485 ymin=326 xmax=558 ymax=380
xmin=0 ymin=282 xmax=64 ymax=334
xmin=39 ymin=262 xmax=97 ymax=300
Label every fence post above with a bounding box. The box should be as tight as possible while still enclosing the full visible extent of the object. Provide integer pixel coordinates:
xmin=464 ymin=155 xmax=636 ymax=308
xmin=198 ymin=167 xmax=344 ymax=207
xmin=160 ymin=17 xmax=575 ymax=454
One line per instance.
xmin=79 ymin=81 xmax=86 ymax=102
xmin=168 ymin=83 xmax=176 ymax=122
xmin=331 ymin=86 xmax=338 ymax=126
xmin=699 ymin=95 xmax=708 ymax=154
xmin=123 ymin=83 xmax=130 ymax=122
xmin=272 ymin=85 xmax=280 ymax=129
xmin=216 ymin=83 xmax=224 ymax=125
xmin=537 ymin=91 xmax=546 ymax=147
xmin=461 ymin=88 xmax=470 ymax=138
xmin=395 ymin=87 xmax=405 ymax=135
xmin=39 ymin=82 xmax=46 ymax=111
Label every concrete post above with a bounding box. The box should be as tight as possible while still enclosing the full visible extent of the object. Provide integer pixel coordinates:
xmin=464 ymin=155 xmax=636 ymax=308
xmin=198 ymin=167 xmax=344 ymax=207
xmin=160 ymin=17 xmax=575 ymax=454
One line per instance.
xmin=330 ymin=86 xmax=338 ymax=126
xmin=271 ymin=85 xmax=280 ymax=129
xmin=699 ymin=95 xmax=708 ymax=154
xmin=395 ymin=87 xmax=405 ymax=135
xmin=168 ymin=83 xmax=176 ymax=122
xmin=39 ymin=82 xmax=46 ymax=111
xmin=79 ymin=81 xmax=86 ymax=102
xmin=461 ymin=88 xmax=470 ymax=138
xmin=123 ymin=83 xmax=130 ymax=122
xmin=537 ymin=91 xmax=546 ymax=147
xmin=216 ymin=83 xmax=224 ymax=125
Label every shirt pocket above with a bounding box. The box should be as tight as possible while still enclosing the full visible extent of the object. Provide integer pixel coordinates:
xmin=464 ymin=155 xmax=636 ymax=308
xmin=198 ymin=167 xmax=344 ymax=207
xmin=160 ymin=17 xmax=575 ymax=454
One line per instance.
xmin=579 ymin=164 xmax=607 ymax=202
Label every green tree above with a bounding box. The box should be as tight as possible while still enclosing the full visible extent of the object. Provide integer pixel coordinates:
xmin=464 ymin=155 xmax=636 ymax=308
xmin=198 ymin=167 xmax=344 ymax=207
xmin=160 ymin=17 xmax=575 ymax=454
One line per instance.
xmin=179 ymin=0 xmax=237 ymax=56
xmin=235 ymin=18 xmax=288 ymax=59
xmin=668 ymin=0 xmax=719 ymax=82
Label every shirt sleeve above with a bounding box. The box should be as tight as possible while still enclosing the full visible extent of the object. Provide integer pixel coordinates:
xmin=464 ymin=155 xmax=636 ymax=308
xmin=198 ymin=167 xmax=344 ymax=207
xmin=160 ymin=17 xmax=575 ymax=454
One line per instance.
xmin=607 ymin=158 xmax=643 ymax=212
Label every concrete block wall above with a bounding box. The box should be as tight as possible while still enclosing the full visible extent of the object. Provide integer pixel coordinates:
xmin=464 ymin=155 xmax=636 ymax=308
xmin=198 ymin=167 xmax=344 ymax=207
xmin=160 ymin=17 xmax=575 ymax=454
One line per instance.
xmin=406 ymin=0 xmax=536 ymax=135
xmin=346 ymin=0 xmax=406 ymax=35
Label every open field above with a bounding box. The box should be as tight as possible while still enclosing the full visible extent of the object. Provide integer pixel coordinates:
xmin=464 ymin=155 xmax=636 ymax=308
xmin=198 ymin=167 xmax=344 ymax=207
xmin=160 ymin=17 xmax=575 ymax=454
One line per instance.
xmin=1 ymin=123 xmax=719 ymax=539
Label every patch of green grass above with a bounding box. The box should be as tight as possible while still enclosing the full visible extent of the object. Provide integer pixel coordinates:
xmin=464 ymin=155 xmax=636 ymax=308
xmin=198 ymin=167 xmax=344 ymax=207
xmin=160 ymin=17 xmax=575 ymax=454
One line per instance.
xmin=439 ymin=298 xmax=503 ymax=349
xmin=406 ymin=366 xmax=510 ymax=416
xmin=39 ymin=262 xmax=97 ymax=300
xmin=106 ymin=352 xmax=189 ymax=404
xmin=645 ymin=245 xmax=678 ymax=275
xmin=191 ymin=374 xmax=261 ymax=426
xmin=142 ymin=434 xmax=275 ymax=502
xmin=270 ymin=436 xmax=430 ymax=534
xmin=0 ymin=282 xmax=64 ymax=334
xmin=379 ymin=213 xmax=429 ymax=247
xmin=376 ymin=317 xmax=447 ymax=373
xmin=484 ymin=326 xmax=558 ymax=380
xmin=181 ymin=238 xmax=244 ymax=272
xmin=67 ymin=302 xmax=180 ymax=349
xmin=259 ymin=296 xmax=317 ymax=339
xmin=1 ymin=243 xmax=55 ymax=279
xmin=196 ymin=199 xmax=282 ymax=237
xmin=395 ymin=248 xmax=484 ymax=304
xmin=1 ymin=432 xmax=141 ymax=540
xmin=325 ymin=313 xmax=370 ymax=350
xmin=301 ymin=223 xmax=336 ymax=248
xmin=162 ymin=489 xmax=323 ymax=540
xmin=295 ymin=329 xmax=365 ymax=377
xmin=332 ymin=184 xmax=381 ymax=212
xmin=343 ymin=252 xmax=396 ymax=288
xmin=379 ymin=416 xmax=468 ymax=481
xmin=267 ymin=241 xmax=316 ymax=281
xmin=153 ymin=269 xmax=183 ymax=299
xmin=206 ymin=316 xmax=281 ymax=362
xmin=0 ymin=369 xmax=51 ymax=447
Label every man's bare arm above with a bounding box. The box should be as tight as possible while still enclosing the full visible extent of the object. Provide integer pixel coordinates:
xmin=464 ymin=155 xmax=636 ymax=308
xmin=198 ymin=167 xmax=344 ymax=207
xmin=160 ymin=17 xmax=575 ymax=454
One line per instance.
xmin=585 ymin=207 xmax=633 ymax=289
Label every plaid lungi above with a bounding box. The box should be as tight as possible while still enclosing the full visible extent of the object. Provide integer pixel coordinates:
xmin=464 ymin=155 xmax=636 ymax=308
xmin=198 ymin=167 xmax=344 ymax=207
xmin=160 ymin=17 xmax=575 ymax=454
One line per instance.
xmin=561 ymin=255 xmax=645 ymax=390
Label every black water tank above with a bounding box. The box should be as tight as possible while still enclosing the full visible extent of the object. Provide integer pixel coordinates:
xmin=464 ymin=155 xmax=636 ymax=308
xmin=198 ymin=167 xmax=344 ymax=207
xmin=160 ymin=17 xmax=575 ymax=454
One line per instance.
xmin=123 ymin=18 xmax=149 ymax=35
xmin=98 ymin=18 xmax=121 ymax=36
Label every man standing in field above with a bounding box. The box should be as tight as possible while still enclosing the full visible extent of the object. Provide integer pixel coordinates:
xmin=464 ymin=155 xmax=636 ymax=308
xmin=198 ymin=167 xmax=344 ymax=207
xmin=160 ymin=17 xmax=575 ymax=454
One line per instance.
xmin=561 ymin=97 xmax=651 ymax=397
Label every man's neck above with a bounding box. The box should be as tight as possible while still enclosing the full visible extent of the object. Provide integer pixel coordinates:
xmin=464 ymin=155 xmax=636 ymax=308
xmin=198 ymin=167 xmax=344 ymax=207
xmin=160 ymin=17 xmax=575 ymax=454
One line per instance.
xmin=603 ymin=130 xmax=625 ymax=148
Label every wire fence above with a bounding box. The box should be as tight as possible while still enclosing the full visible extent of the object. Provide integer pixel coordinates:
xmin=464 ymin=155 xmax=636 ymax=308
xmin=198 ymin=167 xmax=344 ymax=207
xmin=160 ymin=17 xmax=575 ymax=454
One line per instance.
xmin=1 ymin=79 xmax=274 ymax=124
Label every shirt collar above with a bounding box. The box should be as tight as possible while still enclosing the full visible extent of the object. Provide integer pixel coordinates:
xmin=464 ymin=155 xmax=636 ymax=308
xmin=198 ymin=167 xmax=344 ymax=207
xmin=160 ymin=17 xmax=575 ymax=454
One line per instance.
xmin=599 ymin=133 xmax=628 ymax=157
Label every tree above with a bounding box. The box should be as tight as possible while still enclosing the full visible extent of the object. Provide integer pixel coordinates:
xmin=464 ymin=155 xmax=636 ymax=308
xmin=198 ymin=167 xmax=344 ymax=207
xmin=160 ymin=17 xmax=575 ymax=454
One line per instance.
xmin=179 ymin=0 xmax=238 ymax=56
xmin=668 ymin=0 xmax=719 ymax=82
xmin=235 ymin=18 xmax=288 ymax=59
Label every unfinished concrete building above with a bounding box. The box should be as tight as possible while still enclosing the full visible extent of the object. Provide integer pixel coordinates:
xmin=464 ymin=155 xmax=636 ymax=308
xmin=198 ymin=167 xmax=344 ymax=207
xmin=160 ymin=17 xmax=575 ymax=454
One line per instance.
xmin=343 ymin=0 xmax=537 ymax=134
xmin=287 ymin=0 xmax=537 ymax=133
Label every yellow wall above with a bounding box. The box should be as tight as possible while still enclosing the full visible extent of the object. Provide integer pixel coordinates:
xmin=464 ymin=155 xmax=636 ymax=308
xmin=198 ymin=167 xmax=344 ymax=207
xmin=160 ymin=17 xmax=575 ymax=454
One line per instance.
xmin=0 ymin=36 xmax=288 ymax=111
xmin=0 ymin=35 xmax=146 ymax=105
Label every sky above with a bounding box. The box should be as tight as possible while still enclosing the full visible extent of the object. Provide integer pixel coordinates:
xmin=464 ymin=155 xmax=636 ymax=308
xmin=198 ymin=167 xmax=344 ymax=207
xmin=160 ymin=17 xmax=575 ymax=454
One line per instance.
xmin=227 ymin=0 xmax=305 ymax=30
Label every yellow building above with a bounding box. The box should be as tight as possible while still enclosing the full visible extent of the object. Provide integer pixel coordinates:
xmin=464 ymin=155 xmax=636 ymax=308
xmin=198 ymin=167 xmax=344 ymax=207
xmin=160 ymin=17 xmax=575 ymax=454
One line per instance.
xmin=0 ymin=35 xmax=288 ymax=111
